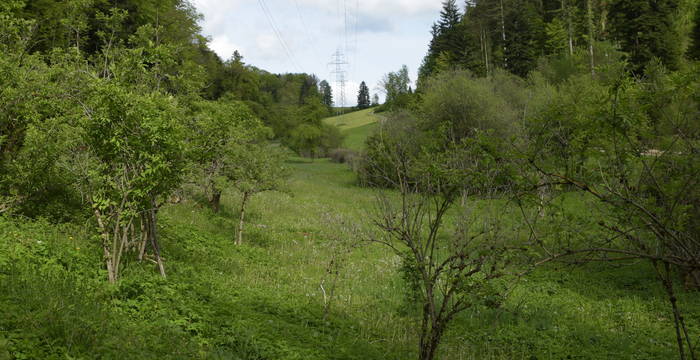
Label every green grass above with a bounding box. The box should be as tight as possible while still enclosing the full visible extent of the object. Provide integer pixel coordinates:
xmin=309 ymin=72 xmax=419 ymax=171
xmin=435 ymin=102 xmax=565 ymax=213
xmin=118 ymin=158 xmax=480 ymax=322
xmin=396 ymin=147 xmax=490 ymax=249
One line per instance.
xmin=324 ymin=108 xmax=380 ymax=151
xmin=1 ymin=159 xmax=699 ymax=359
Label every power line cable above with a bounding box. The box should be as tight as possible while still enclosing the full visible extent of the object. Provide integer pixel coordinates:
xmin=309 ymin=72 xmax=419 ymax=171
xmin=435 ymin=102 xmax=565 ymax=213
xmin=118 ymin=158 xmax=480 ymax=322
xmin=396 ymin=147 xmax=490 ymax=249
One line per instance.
xmin=257 ymin=0 xmax=303 ymax=72
xmin=292 ymin=0 xmax=323 ymax=71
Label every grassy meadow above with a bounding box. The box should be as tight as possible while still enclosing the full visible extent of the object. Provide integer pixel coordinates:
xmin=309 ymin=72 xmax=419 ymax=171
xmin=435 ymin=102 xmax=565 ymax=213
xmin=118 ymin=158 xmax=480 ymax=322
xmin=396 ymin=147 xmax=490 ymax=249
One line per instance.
xmin=1 ymin=113 xmax=698 ymax=359
xmin=324 ymin=109 xmax=380 ymax=151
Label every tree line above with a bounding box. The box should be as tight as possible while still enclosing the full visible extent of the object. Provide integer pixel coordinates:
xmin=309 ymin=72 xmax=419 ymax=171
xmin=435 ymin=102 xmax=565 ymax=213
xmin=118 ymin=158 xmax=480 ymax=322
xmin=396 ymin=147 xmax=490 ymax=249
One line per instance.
xmin=419 ymin=0 xmax=698 ymax=83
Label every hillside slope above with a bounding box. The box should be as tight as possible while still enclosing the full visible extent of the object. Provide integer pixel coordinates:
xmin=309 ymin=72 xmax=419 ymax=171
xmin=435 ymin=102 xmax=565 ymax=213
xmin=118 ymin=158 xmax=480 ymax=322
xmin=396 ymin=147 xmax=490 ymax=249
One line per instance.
xmin=324 ymin=109 xmax=380 ymax=151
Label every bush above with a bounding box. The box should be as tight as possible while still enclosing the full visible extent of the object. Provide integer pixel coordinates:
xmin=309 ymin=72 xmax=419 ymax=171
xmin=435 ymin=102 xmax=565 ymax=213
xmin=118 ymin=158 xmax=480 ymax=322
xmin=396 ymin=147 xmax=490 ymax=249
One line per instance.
xmin=419 ymin=69 xmax=523 ymax=141
xmin=328 ymin=148 xmax=359 ymax=164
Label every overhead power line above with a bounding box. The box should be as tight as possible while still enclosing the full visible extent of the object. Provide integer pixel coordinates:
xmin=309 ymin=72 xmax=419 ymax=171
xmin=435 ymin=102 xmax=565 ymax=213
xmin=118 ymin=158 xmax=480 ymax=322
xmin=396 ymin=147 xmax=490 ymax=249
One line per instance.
xmin=257 ymin=0 xmax=303 ymax=72
xmin=293 ymin=0 xmax=323 ymax=70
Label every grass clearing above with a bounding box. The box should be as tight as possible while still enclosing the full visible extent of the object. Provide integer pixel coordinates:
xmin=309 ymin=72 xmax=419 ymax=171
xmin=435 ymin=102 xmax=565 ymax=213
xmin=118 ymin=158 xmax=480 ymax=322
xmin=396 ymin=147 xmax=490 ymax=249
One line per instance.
xmin=1 ymin=104 xmax=697 ymax=359
xmin=2 ymin=158 xmax=698 ymax=359
xmin=324 ymin=109 xmax=380 ymax=151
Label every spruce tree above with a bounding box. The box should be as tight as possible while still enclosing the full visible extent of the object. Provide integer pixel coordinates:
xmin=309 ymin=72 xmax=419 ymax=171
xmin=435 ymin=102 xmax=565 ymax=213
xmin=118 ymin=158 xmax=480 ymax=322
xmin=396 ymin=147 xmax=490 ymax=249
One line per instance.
xmin=319 ymin=80 xmax=333 ymax=108
xmin=504 ymin=0 xmax=543 ymax=77
xmin=690 ymin=2 xmax=700 ymax=60
xmin=357 ymin=81 xmax=371 ymax=109
xmin=609 ymin=0 xmax=682 ymax=71
xmin=418 ymin=1 xmax=463 ymax=85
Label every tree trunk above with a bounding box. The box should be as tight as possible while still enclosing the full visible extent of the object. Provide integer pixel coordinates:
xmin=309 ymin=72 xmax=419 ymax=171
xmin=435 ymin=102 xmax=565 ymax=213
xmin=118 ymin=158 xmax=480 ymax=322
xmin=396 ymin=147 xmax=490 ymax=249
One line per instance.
xmin=94 ymin=209 xmax=116 ymax=283
xmin=563 ymin=0 xmax=574 ymax=56
xmin=209 ymin=189 xmax=222 ymax=213
xmin=658 ymin=262 xmax=696 ymax=360
xmin=149 ymin=199 xmax=166 ymax=278
xmin=499 ymin=0 xmax=508 ymax=69
xmin=236 ymin=192 xmax=250 ymax=246
xmin=418 ymin=290 xmax=446 ymax=360
xmin=138 ymin=215 xmax=148 ymax=262
xmin=419 ymin=321 xmax=444 ymax=360
xmin=587 ymin=0 xmax=596 ymax=77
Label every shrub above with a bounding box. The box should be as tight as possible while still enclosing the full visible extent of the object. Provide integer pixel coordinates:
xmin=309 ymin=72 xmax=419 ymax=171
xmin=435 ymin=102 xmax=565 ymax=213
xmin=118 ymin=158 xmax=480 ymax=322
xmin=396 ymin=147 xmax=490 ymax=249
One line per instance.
xmin=328 ymin=148 xmax=359 ymax=164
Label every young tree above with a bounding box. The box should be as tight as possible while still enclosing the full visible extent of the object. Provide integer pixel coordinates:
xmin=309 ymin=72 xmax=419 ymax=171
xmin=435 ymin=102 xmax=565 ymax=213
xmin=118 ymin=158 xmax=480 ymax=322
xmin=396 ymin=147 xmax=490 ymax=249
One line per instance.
xmin=372 ymin=93 xmax=380 ymax=106
xmin=368 ymin=128 xmax=529 ymax=360
xmin=357 ymin=81 xmax=371 ymax=109
xmin=380 ymin=65 xmax=411 ymax=108
xmin=77 ymin=82 xmax=186 ymax=283
xmin=225 ymin=144 xmax=290 ymax=245
xmin=188 ymin=100 xmax=268 ymax=213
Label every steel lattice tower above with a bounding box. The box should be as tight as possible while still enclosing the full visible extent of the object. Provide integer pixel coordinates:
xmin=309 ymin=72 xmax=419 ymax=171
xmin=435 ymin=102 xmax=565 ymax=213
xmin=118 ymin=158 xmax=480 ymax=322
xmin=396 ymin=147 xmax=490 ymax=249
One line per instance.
xmin=329 ymin=49 xmax=348 ymax=115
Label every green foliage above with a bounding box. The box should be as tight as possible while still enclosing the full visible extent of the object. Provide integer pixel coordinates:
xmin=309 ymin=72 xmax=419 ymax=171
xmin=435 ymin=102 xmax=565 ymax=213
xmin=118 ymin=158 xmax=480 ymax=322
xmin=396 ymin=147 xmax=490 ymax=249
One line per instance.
xmin=535 ymin=41 xmax=627 ymax=84
xmin=319 ymin=79 xmax=333 ymax=108
xmin=545 ymin=18 xmax=569 ymax=55
xmin=503 ymin=1 xmax=543 ymax=77
xmin=226 ymin=144 xmax=290 ymax=196
xmin=80 ymin=81 xmax=186 ymax=210
xmin=187 ymin=98 xmax=271 ymax=211
xmin=379 ymin=65 xmax=413 ymax=109
xmin=419 ymin=70 xmax=521 ymax=141
xmin=690 ymin=2 xmax=700 ymax=60
xmin=3 ymin=1 xmax=700 ymax=360
xmin=608 ymin=0 xmax=683 ymax=72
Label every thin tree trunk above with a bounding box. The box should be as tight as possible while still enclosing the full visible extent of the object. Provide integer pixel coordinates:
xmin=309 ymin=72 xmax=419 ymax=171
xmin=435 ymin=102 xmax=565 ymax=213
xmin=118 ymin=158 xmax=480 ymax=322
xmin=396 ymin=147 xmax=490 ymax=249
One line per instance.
xmin=499 ymin=0 xmax=508 ymax=68
xmin=236 ymin=192 xmax=250 ymax=245
xmin=587 ymin=0 xmax=596 ymax=77
xmin=94 ymin=209 xmax=116 ymax=283
xmin=149 ymin=200 xmax=166 ymax=278
xmin=658 ymin=262 xmax=695 ymax=360
xmin=419 ymin=322 xmax=444 ymax=360
xmin=138 ymin=215 xmax=148 ymax=261
xmin=113 ymin=220 xmax=131 ymax=281
xmin=563 ymin=0 xmax=574 ymax=56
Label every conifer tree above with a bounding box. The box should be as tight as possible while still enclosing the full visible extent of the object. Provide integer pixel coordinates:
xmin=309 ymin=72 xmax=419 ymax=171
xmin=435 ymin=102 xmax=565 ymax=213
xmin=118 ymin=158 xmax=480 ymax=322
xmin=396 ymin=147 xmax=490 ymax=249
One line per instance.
xmin=609 ymin=0 xmax=682 ymax=71
xmin=503 ymin=0 xmax=543 ymax=77
xmin=690 ymin=2 xmax=700 ymax=60
xmin=418 ymin=1 xmax=463 ymax=84
xmin=319 ymin=80 xmax=333 ymax=108
xmin=357 ymin=81 xmax=371 ymax=109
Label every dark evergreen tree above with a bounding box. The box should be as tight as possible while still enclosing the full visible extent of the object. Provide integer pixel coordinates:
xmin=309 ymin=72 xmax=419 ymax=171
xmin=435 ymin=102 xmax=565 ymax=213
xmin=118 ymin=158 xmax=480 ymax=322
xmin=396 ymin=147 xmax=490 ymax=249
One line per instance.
xmin=689 ymin=2 xmax=700 ymax=60
xmin=418 ymin=1 xmax=463 ymax=85
xmin=503 ymin=0 xmax=543 ymax=77
xmin=319 ymin=80 xmax=333 ymax=108
xmin=357 ymin=81 xmax=371 ymax=109
xmin=609 ymin=0 xmax=682 ymax=71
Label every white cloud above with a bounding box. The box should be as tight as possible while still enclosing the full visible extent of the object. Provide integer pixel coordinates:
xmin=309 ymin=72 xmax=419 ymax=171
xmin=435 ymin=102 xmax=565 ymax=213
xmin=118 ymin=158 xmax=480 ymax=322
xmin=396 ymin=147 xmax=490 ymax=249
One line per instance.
xmin=297 ymin=0 xmax=441 ymax=16
xmin=190 ymin=0 xmax=244 ymax=34
xmin=209 ymin=35 xmax=243 ymax=60
xmin=190 ymin=0 xmax=434 ymax=101
xmin=255 ymin=33 xmax=286 ymax=59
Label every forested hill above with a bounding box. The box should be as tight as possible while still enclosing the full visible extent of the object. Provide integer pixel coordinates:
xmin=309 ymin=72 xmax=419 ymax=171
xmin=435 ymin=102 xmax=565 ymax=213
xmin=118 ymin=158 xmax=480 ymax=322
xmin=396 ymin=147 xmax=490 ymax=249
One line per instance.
xmin=6 ymin=0 xmax=341 ymax=157
xmin=417 ymin=0 xmax=698 ymax=83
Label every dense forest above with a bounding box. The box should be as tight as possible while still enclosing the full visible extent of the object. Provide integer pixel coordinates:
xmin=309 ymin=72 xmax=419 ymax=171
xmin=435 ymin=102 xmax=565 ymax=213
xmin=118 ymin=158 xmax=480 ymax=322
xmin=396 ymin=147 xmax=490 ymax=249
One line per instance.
xmin=1 ymin=0 xmax=700 ymax=359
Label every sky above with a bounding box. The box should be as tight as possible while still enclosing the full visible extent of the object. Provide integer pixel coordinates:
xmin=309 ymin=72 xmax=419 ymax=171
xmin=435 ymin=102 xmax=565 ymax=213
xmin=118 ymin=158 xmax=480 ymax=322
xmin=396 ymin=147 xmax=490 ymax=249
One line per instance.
xmin=191 ymin=0 xmax=442 ymax=106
